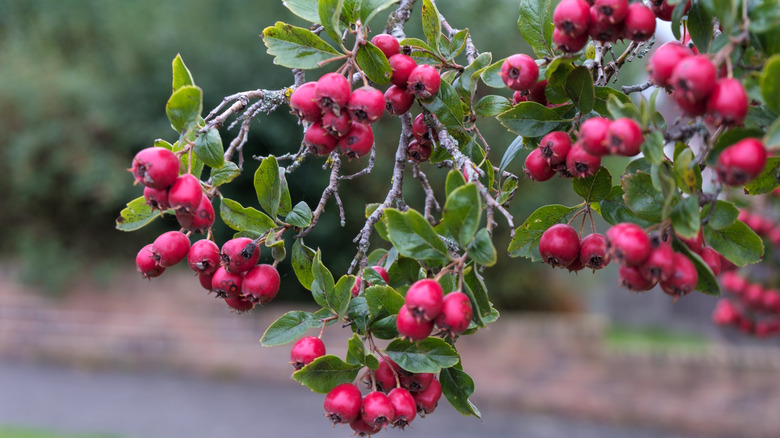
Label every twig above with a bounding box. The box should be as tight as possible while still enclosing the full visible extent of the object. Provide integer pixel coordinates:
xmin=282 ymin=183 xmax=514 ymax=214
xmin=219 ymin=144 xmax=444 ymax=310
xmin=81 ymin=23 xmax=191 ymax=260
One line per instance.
xmin=622 ymin=80 xmax=653 ymax=95
xmin=435 ymin=0 xmax=478 ymax=64
xmin=297 ymin=153 xmax=343 ymax=238
xmin=385 ymin=0 xmax=417 ymax=39
xmin=340 ymin=144 xmax=376 ymax=180
xmin=412 ymin=163 xmax=440 ymax=225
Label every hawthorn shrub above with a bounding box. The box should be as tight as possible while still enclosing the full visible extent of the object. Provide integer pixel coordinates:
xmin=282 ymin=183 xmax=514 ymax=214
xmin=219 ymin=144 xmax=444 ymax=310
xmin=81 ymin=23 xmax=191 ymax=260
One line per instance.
xmin=117 ymin=0 xmax=780 ymax=434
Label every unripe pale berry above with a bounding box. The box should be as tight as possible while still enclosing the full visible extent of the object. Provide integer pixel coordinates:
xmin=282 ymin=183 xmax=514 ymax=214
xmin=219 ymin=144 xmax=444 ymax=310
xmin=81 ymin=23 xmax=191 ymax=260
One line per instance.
xmin=241 ymin=264 xmax=281 ymax=304
xmin=187 ymin=239 xmax=221 ymax=275
xmin=406 ymin=64 xmax=441 ymax=100
xmin=539 ymin=223 xmax=581 ymax=268
xmin=370 ymin=34 xmax=400 ymax=59
xmin=339 ymin=122 xmax=374 ymax=159
xmin=500 ymin=54 xmax=539 ymax=91
xmin=388 ymin=54 xmax=417 ymax=88
xmin=221 ymin=237 xmax=260 ymax=274
xmin=168 ymin=174 xmax=202 ymax=214
xmin=706 ymin=78 xmax=748 ymax=127
xmin=131 ymin=147 xmax=180 ymax=189
xmin=524 ymin=148 xmax=556 ymax=182
xmin=136 ymin=244 xmax=165 ymax=279
xmin=324 ymin=383 xmax=363 ymax=424
xmin=648 ymin=42 xmax=693 ymax=89
xmin=716 ymin=138 xmax=767 ymax=186
xmin=289 ymin=82 xmax=321 ymax=123
xmin=152 ymin=231 xmax=191 ymax=267
xmin=435 ymin=291 xmax=473 ymax=336
xmin=290 ymin=336 xmax=326 ymax=370
xmin=314 ymin=72 xmax=351 ymax=116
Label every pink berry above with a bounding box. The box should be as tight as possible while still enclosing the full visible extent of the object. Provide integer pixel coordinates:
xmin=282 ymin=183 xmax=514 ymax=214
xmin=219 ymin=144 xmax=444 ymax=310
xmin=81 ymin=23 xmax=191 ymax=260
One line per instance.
xmin=371 ymin=34 xmax=400 ymax=59
xmin=187 ymin=239 xmax=221 ymax=275
xmin=384 ymin=85 xmax=414 ymax=115
xmin=143 ymin=186 xmax=170 ymax=211
xmin=524 ymin=148 xmax=556 ymax=182
xmin=606 ymin=223 xmax=651 ymax=266
xmin=406 ymin=64 xmax=441 ymax=100
xmin=347 ymin=86 xmax=386 ymax=124
xmin=670 ymin=55 xmax=717 ymax=105
xmin=579 ymin=233 xmax=611 ymax=270
xmin=716 ymin=138 xmax=767 ymax=186
xmin=412 ymin=378 xmax=442 ymax=415
xmin=553 ymin=27 xmax=590 ymax=53
xmin=638 ymin=241 xmax=675 ymax=282
xmin=315 ymin=72 xmax=351 ymax=116
xmin=607 ymin=118 xmax=644 ymax=157
xmin=224 ymin=296 xmax=254 ymax=313
xmin=706 ymin=78 xmax=749 ymax=127
xmin=131 ymin=147 xmax=180 ymax=189
xmin=304 ymin=121 xmax=339 ymax=156
xmin=648 ymin=42 xmax=694 ymax=89
xmin=221 ymin=237 xmax=260 ymax=274
xmin=168 ymin=174 xmax=202 ymax=214
xmin=198 ymin=272 xmax=214 ymax=291
xmin=580 ymin=117 xmax=611 ymax=156
xmin=321 ymin=110 xmax=352 ymax=138
xmin=176 ymin=193 xmax=214 ymax=234
xmin=619 ymin=265 xmax=657 ymax=292
xmin=566 ymin=142 xmax=602 ymax=178
xmin=699 ymin=247 xmax=722 ymax=277
xmin=325 ymin=383 xmax=363 ymax=424
xmin=592 ymin=0 xmax=629 ymax=24
xmin=660 ymin=253 xmax=699 ymax=298
xmin=338 ymin=122 xmax=374 ymax=159
xmin=652 ymin=0 xmax=690 ymax=21
xmin=588 ymin=7 xmax=623 ymax=43
xmin=211 ymin=266 xmax=243 ymax=298
xmin=435 ymin=291 xmax=473 ymax=336
xmin=500 ymin=54 xmax=539 ymax=92
xmin=553 ymin=0 xmax=591 ymax=37
xmin=151 ymin=231 xmax=191 ymax=267
xmin=351 ymin=266 xmax=390 ymax=297
xmin=623 ymin=2 xmax=656 ymax=41
xmin=387 ymin=388 xmax=417 ymax=429
xmin=290 ymin=336 xmax=326 ymax=370
xmin=539 ymin=223 xmax=581 ymax=268
xmin=242 ymin=264 xmax=281 ymax=304
xmin=407 ymin=139 xmax=433 ymax=163
xmin=373 ymin=357 xmax=399 ymax=392
xmin=361 ymin=391 xmax=395 ymax=429
xmin=539 ymin=131 xmax=572 ymax=167
xmin=349 ymin=417 xmax=381 ymax=436
xmin=396 ymin=304 xmax=434 ymax=341
xmin=289 ymin=82 xmax=321 ymax=123
xmin=405 ymin=279 xmax=444 ymax=321
xmin=388 ymin=54 xmax=417 ymax=88
xmin=136 ymin=244 xmax=165 ymax=279
xmin=712 ymin=299 xmax=741 ymax=325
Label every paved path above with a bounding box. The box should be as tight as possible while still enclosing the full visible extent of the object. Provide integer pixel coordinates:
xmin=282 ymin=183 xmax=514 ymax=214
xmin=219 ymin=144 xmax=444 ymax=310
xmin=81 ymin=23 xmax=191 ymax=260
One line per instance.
xmin=0 ymin=362 xmax=694 ymax=438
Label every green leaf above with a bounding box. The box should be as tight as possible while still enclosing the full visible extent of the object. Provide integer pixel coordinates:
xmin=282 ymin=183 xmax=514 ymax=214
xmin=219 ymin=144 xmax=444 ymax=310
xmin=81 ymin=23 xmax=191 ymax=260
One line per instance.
xmin=701 ymin=200 xmax=739 ymax=230
xmin=467 ymin=228 xmax=497 ymax=267
xmin=670 ymin=0 xmax=689 ymax=40
xmin=598 ymin=186 xmax=654 ymax=227
xmin=761 ymin=55 xmax=780 ymax=113
xmin=262 ymin=22 xmax=341 ymax=70
xmin=497 ymin=102 xmax=572 ymax=138
xmin=497 ymin=176 xmax=518 ymax=204
xmin=703 ymin=222 xmax=765 ymax=267
xmin=358 ymin=0 xmax=401 ymax=27
xmin=421 ymin=80 xmax=465 ymax=131
xmin=765 ymin=117 xmax=780 ymax=148
xmin=171 ymin=54 xmax=194 ymax=92
xmin=330 ymin=275 xmax=355 ymax=319
xmin=254 ymin=156 xmax=282 ymax=218
xmin=260 ymin=311 xmax=317 ymax=346
xmin=293 ymin=355 xmax=362 ymax=393
xmin=670 ymin=240 xmax=721 ymax=296
xmin=745 ymin=156 xmax=780 ymax=195
xmin=292 ymin=239 xmax=316 ymax=290
xmin=370 ymin=315 xmax=399 ymax=339
xmin=622 ymin=172 xmax=665 ymax=223
xmin=219 ymin=197 xmax=276 ymax=234
xmin=454 ymin=52 xmax=492 ymax=99
xmin=463 ymin=263 xmax=494 ymax=324
xmin=440 ymin=366 xmax=481 ymax=418
xmin=283 ymin=0 xmax=321 ymax=23
xmin=384 ymin=208 xmax=450 ymax=264
xmin=278 ymin=171 xmax=293 ymax=216
xmin=441 ymin=28 xmax=469 ymax=60
xmin=572 ymin=166 xmax=611 ymax=203
xmin=311 ymin=250 xmax=335 ymax=309
xmin=594 ymin=86 xmax=633 ymax=116
xmin=442 ymin=183 xmax=481 ymax=247
xmin=474 ymin=95 xmax=512 ymax=118
xmin=687 ymin=1 xmax=713 ymax=53
xmin=564 ymin=66 xmax=595 ymax=114
xmin=346 ymin=334 xmax=367 ymax=366
xmin=356 ymin=43 xmax=393 ymax=85
xmin=672 ymin=147 xmax=701 ymax=194
xmin=498 ymin=136 xmax=525 ymax=179
xmin=385 ymin=338 xmax=460 ymax=373
xmin=193 ymin=129 xmax=224 ymax=169
xmin=606 ymin=93 xmax=639 ymax=120
xmin=365 ymin=285 xmax=405 ymax=320
xmin=115 ymin=196 xmax=162 ymax=231
xmin=319 ymin=0 xmax=344 ymax=42
xmin=641 ymin=131 xmax=666 ymax=165
xmin=545 ymin=59 xmax=575 ymax=104
xmin=445 ymin=169 xmax=467 ymax=198
xmin=749 ymin=0 xmax=780 ymax=34
xmin=210 ymin=161 xmax=241 ymax=187
xmin=347 ymin=296 xmax=370 ymax=334
xmin=421 ymin=0 xmax=442 ymax=46
xmin=507 ymin=204 xmax=578 ymax=261
xmin=166 ymin=85 xmax=203 ymax=133
xmin=479 ymin=58 xmax=508 ymax=89
xmin=517 ymin=0 xmax=554 ymax=58
xmin=285 ymin=201 xmax=313 ymax=228
xmin=671 ymin=195 xmax=700 ymax=239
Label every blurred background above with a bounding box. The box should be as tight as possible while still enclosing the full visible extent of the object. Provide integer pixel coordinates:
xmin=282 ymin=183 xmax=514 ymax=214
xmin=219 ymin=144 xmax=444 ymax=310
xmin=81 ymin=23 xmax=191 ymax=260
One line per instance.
xmin=1 ymin=1 xmax=779 ymax=437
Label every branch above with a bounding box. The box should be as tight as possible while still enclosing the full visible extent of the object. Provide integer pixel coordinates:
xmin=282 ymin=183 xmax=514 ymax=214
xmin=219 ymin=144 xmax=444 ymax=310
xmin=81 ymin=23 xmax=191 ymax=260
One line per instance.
xmin=435 ymin=0 xmax=478 ymax=64
xmin=385 ymin=0 xmax=417 ymax=39
xmin=297 ymin=152 xmax=344 ymax=238
xmin=412 ymin=163 xmax=440 ymax=225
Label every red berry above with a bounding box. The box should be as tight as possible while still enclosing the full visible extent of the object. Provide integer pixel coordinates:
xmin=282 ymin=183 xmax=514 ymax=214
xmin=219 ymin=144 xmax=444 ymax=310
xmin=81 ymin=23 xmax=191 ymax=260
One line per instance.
xmin=638 ymin=241 xmax=675 ymax=282
xmin=290 ymin=336 xmax=326 ymax=370
xmin=762 ymin=289 xmax=780 ymax=313
xmin=592 ymin=0 xmax=628 ymax=24
xmin=412 ymin=378 xmax=442 ymax=416
xmin=396 ymin=304 xmax=434 ymax=341
xmin=553 ymin=0 xmax=591 ymax=37
xmin=619 ymin=265 xmax=657 ymax=292
xmin=706 ymin=78 xmax=749 ymax=127
xmin=623 ymin=3 xmax=656 ymax=42
xmin=580 ymin=117 xmax=611 ymax=156
xmin=168 ymin=174 xmax=202 ymax=214
xmin=176 ymin=193 xmax=215 ymax=234
xmin=588 ymin=7 xmax=623 ymax=43
xmin=721 ymin=271 xmax=748 ymax=295
xmin=407 ymin=139 xmax=433 ymax=163
xmin=712 ymin=299 xmax=741 ymax=325
xmin=371 ymin=34 xmax=400 ymax=59
xmin=539 ymin=223 xmax=581 ymax=268
xmin=399 ymin=372 xmax=434 ymax=393
xmin=673 ymin=89 xmax=708 ymax=117
xmin=289 ymin=82 xmax=321 ymax=123
xmin=406 ymin=64 xmax=441 ymax=100
xmin=347 ymin=86 xmax=386 ymax=124
xmin=566 ymin=142 xmax=602 ymax=178
xmin=659 ymin=253 xmax=698 ymax=298
xmin=361 ymin=391 xmax=395 ymax=429
xmin=143 ymin=186 xmax=170 ymax=211
xmin=539 ymin=131 xmax=572 ymax=167
xmin=211 ymin=266 xmax=243 ymax=298
xmin=412 ymin=113 xmax=439 ymax=144
xmin=553 ymin=27 xmax=590 ymax=53
xmin=670 ymin=55 xmax=717 ymax=105
xmin=566 ymin=255 xmax=586 ymax=272
xmin=136 ymin=244 xmax=165 ymax=278
xmin=349 ymin=417 xmax=381 ymax=436
xmin=315 ymin=72 xmax=351 ymax=116
xmin=321 ymin=110 xmax=352 ymax=138
xmin=524 ymin=148 xmax=556 ymax=182
xmin=221 ymin=237 xmax=260 ymax=274
xmin=648 ymin=42 xmax=693 ymax=88
xmin=198 ymin=272 xmax=213 ymax=291
xmin=405 ymin=279 xmax=444 ymax=321
xmin=187 ymin=239 xmax=221 ymax=275
xmin=131 ymin=147 xmax=180 ymax=189
xmin=755 ymin=320 xmax=780 ymax=337
xmin=324 ymin=383 xmax=363 ymax=424
xmin=339 ymin=123 xmax=374 ymax=159
xmin=388 ymin=54 xmax=417 ymax=88
xmin=528 ymin=80 xmax=549 ymax=106
xmin=435 ymin=291 xmax=473 ymax=336
xmin=716 ymin=138 xmax=767 ymax=186
xmin=384 ymin=85 xmax=414 ymax=115
xmin=224 ymin=295 xmax=254 ymax=313
xmin=744 ymin=283 xmax=765 ymax=309
xmin=373 ymin=357 xmax=399 ymax=392
xmin=607 ymin=118 xmax=644 ymax=157
xmin=151 ymin=231 xmax=190 ymax=267
xmin=500 ymin=54 xmax=539 ymax=91
xmin=652 ymin=0 xmax=690 ymax=21
xmin=304 ymin=121 xmax=339 ymax=156
xmin=606 ymin=223 xmax=651 ymax=266
xmin=352 ymin=266 xmax=391 ymax=297
xmin=579 ymin=233 xmax=611 ymax=270
xmin=241 ymin=264 xmax=281 ymax=304
xmin=387 ymin=388 xmax=416 ymax=429
xmin=699 ymin=247 xmax=722 ymax=277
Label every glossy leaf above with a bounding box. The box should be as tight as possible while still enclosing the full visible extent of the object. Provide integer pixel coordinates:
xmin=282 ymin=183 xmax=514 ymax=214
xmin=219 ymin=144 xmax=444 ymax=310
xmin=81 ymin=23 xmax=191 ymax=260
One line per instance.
xmin=421 ymin=0 xmax=441 ymax=46
xmin=761 ymin=55 xmax=780 ymax=113
xmin=703 ymin=222 xmax=765 ymax=267
xmin=463 ymin=263 xmax=493 ymax=324
xmin=384 ymin=208 xmax=450 ymax=264
xmin=572 ymin=166 xmax=611 ymax=203
xmin=262 ymin=22 xmax=341 ymax=70
xmin=517 ymin=0 xmax=554 ymax=58
xmin=670 ymin=240 xmax=721 ymax=296
xmin=292 ymin=239 xmax=316 ymax=291
xmin=171 ymin=54 xmax=194 ymax=92
xmin=286 ymin=201 xmax=313 ymax=228
xmin=440 ymin=366 xmax=481 ymax=418
xmin=497 ymin=102 xmax=572 ymax=138
xmin=598 ymin=186 xmax=654 ymax=227
xmin=564 ymin=66 xmax=594 ymax=114
xmin=260 ymin=311 xmax=317 ymax=346
xmin=283 ymin=0 xmax=321 ymax=23
xmin=365 ymin=285 xmax=405 ymax=321
xmin=115 ymin=197 xmax=162 ymax=231
xmin=166 ymin=85 xmax=202 ymax=133
xmin=210 ymin=161 xmax=241 ymax=187
xmin=319 ymin=0 xmax=344 ymax=42
xmin=293 ymin=355 xmax=362 ymax=394
xmin=356 ymin=43 xmax=392 ymax=85
xmin=421 ymin=80 xmax=465 ymax=132
xmin=671 ymin=195 xmax=700 ymax=239
xmin=622 ymin=172 xmax=665 ymax=223
xmin=454 ymin=52 xmax=492 ymax=100
xmin=255 ymin=155 xmax=282 ymax=218
xmin=442 ymin=183 xmax=481 ymax=247
xmin=467 ymin=228 xmax=497 ymax=267
xmin=311 ymin=250 xmax=334 ymax=309
xmin=359 ymin=0 xmax=401 ymax=26
xmin=700 ymin=200 xmax=739 ymax=230
xmin=474 ymin=95 xmax=512 ymax=118
xmin=508 ymin=204 xmax=578 ymax=261
xmin=745 ymin=156 xmax=780 ymax=195
xmin=193 ymin=128 xmax=224 ymax=169
xmin=385 ymin=338 xmax=460 ymax=373
xmin=330 ymin=275 xmax=355 ymax=319
xmin=346 ymin=334 xmax=367 ymax=366
xmin=219 ymin=197 xmax=276 ymax=234
xmin=687 ymin=1 xmax=713 ymax=53
xmin=445 ymin=169 xmax=467 ymax=198
xmin=498 ymin=135 xmax=525 ymax=179
xmin=641 ymin=131 xmax=666 ymax=165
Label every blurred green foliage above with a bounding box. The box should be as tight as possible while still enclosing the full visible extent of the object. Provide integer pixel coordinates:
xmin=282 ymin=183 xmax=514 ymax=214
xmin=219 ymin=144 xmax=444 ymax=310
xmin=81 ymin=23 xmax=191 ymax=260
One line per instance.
xmin=0 ymin=0 xmax=587 ymax=311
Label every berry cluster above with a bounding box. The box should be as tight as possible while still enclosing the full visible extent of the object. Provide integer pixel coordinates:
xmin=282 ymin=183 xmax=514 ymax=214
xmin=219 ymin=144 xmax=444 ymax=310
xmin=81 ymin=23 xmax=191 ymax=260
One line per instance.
xmin=715 ymin=271 xmax=780 ymax=337
xmin=552 ymin=0 xmax=657 ymax=52
xmin=396 ymin=279 xmax=473 ymax=341
xmin=538 ymin=223 xmax=611 ymax=272
xmin=523 ymin=116 xmax=644 ymax=181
